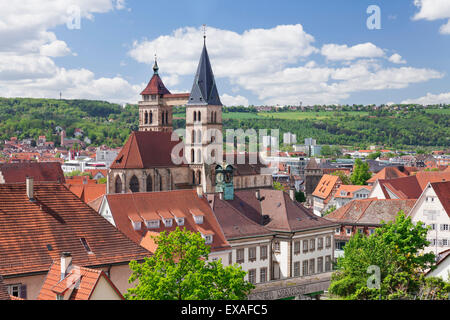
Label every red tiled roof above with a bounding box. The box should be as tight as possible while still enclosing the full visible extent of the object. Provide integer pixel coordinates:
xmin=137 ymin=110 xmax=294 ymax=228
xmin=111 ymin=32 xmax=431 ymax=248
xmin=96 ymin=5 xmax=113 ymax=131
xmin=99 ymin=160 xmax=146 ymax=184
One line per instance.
xmin=334 ymin=185 xmax=372 ymax=199
xmin=66 ymin=183 xmax=106 ymax=204
xmin=0 ymin=182 xmax=150 ymax=277
xmin=0 ymin=276 xmax=10 ymax=300
xmin=140 ymin=73 xmax=171 ymax=96
xmin=38 ymin=261 xmax=123 ymax=300
xmin=326 ymin=198 xmax=416 ymax=225
xmin=103 ymin=190 xmax=231 ymax=252
xmin=312 ymin=174 xmax=341 ymax=199
xmin=0 ymin=162 xmax=65 ymax=184
xmin=110 ymin=131 xmax=187 ymax=169
xmin=216 ymin=189 xmax=337 ymax=234
xmin=431 ymin=181 xmax=450 ymax=218
xmin=367 ymin=167 xmax=408 ymax=183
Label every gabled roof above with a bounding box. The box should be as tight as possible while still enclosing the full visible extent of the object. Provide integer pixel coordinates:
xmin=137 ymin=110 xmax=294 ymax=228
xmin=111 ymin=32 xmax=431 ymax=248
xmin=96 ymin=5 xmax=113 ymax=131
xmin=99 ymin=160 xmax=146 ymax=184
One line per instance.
xmin=38 ymin=261 xmax=123 ymax=300
xmin=430 ymin=181 xmax=450 ymax=218
xmin=0 ymin=182 xmax=150 ymax=277
xmin=0 ymin=162 xmax=65 ymax=184
xmin=367 ymin=166 xmax=408 ymax=183
xmin=66 ymin=183 xmax=106 ymax=204
xmin=0 ymin=276 xmax=10 ymax=300
xmin=109 ymin=131 xmax=187 ymax=169
xmin=187 ymin=42 xmax=222 ymax=106
xmin=216 ymin=189 xmax=337 ymax=234
xmin=312 ymin=174 xmax=341 ymax=199
xmin=140 ymin=60 xmax=171 ymax=96
xmin=326 ymin=198 xmax=416 ymax=226
xmin=103 ymin=190 xmax=231 ymax=252
xmin=334 ymin=185 xmax=372 ymax=199
xmin=376 ymin=171 xmax=450 ymax=199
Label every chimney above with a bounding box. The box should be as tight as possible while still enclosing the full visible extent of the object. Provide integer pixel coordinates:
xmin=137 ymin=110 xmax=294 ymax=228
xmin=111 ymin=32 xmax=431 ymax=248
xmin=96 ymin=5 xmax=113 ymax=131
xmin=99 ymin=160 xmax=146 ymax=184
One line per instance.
xmin=289 ymin=189 xmax=295 ymax=201
xmin=26 ymin=177 xmax=34 ymax=200
xmin=196 ymin=185 xmax=203 ymax=198
xmin=60 ymin=252 xmax=72 ymax=280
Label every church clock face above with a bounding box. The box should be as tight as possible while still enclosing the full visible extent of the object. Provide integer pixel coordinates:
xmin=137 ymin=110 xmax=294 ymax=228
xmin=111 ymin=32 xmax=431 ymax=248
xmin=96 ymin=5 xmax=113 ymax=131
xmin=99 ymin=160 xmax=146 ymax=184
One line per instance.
xmin=216 ymin=172 xmax=224 ymax=184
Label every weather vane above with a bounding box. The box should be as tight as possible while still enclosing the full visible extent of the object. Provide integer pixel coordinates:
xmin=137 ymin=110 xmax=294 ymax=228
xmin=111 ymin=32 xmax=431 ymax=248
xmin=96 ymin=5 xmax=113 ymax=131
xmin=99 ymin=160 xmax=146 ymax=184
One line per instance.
xmin=203 ymin=24 xmax=206 ymax=43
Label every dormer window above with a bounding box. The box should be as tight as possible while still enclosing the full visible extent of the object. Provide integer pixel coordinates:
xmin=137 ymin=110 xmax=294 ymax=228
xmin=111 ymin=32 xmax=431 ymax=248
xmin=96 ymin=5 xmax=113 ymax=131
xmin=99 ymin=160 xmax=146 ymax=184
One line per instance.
xmin=163 ymin=218 xmax=173 ymax=227
xmin=202 ymin=234 xmax=213 ymax=244
xmin=176 ymin=217 xmax=185 ymax=226
xmin=132 ymin=221 xmax=141 ymax=231
xmin=194 ymin=215 xmax=203 ymax=224
xmin=146 ymin=220 xmax=160 ymax=229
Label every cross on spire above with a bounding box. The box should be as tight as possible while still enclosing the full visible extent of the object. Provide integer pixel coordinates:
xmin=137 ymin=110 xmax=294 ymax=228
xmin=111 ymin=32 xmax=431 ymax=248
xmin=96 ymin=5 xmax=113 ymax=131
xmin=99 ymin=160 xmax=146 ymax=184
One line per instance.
xmin=202 ymin=24 xmax=206 ymax=45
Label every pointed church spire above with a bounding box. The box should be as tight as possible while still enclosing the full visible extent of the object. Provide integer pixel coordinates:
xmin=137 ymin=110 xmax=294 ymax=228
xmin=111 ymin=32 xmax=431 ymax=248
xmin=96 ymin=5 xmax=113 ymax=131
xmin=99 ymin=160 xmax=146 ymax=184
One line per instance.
xmin=187 ymin=30 xmax=222 ymax=106
xmin=153 ymin=54 xmax=159 ymax=74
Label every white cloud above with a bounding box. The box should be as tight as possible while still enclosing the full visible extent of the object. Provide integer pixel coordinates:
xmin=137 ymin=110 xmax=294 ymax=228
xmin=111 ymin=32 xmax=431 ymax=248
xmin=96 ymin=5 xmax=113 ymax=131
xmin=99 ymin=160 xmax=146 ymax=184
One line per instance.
xmin=413 ymin=0 xmax=450 ymax=34
xmin=388 ymin=53 xmax=406 ymax=64
xmin=321 ymin=43 xmax=385 ymax=61
xmin=128 ymin=25 xmax=444 ymax=106
xmin=0 ymin=0 xmax=138 ymax=103
xmin=401 ymin=91 xmax=450 ymax=104
xmin=220 ymin=94 xmax=249 ymax=107
xmin=40 ymin=40 xmax=72 ymax=57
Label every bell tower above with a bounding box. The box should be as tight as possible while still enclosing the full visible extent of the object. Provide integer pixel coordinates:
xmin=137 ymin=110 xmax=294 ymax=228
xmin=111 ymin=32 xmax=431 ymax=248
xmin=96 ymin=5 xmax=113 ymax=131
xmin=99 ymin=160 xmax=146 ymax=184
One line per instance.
xmin=185 ymin=33 xmax=223 ymax=193
xmin=138 ymin=57 xmax=173 ymax=132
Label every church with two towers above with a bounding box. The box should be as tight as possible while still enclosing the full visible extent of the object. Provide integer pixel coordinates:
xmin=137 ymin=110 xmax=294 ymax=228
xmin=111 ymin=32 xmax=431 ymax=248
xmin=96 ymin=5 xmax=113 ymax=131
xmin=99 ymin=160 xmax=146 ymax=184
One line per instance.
xmin=107 ymin=38 xmax=272 ymax=195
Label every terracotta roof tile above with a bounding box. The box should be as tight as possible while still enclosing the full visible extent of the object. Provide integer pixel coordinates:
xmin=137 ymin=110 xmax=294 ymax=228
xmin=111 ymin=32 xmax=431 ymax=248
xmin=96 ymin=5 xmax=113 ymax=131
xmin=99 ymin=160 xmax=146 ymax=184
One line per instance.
xmin=140 ymin=73 xmax=171 ymax=96
xmin=103 ymin=190 xmax=231 ymax=252
xmin=216 ymin=189 xmax=337 ymax=234
xmin=0 ymin=162 xmax=65 ymax=184
xmin=66 ymin=184 xmax=106 ymax=204
xmin=326 ymin=198 xmax=416 ymax=225
xmin=430 ymin=181 xmax=450 ymax=218
xmin=0 ymin=276 xmax=10 ymax=300
xmin=312 ymin=174 xmax=341 ymax=199
xmin=367 ymin=167 xmax=408 ymax=183
xmin=110 ymin=131 xmax=187 ymax=169
xmin=38 ymin=261 xmax=123 ymax=300
xmin=0 ymin=182 xmax=150 ymax=277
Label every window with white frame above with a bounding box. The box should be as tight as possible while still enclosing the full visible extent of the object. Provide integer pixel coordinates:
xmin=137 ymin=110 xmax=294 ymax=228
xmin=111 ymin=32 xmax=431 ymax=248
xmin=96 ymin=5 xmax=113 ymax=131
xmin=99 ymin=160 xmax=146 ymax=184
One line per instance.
xmin=260 ymin=245 xmax=268 ymax=260
xmin=193 ymin=215 xmax=203 ymax=224
xmin=132 ymin=221 xmax=141 ymax=230
xmin=302 ymin=260 xmax=308 ymax=276
xmin=443 ymin=239 xmax=448 ymax=246
xmin=310 ymin=239 xmax=315 ymax=251
xmin=146 ymin=220 xmax=160 ymax=229
xmin=236 ymin=248 xmax=244 ymax=264
xmin=346 ymin=228 xmax=352 ymax=235
xmin=318 ymin=237 xmax=323 ymax=250
xmin=369 ymin=229 xmax=375 ymax=235
xmin=326 ymin=236 xmax=331 ymax=248
xmin=248 ymin=269 xmax=256 ymax=284
xmin=163 ymin=218 xmax=173 ymax=227
xmin=260 ymin=267 xmax=267 ymax=283
xmin=294 ymin=241 xmax=301 ymax=254
xmin=248 ymin=247 xmax=257 ymax=262
xmin=429 ymin=224 xmax=436 ymax=231
xmin=309 ymin=258 xmax=315 ymax=275
xmin=440 ymin=224 xmax=449 ymax=231
xmin=203 ymin=234 xmax=213 ymax=244
xmin=176 ymin=218 xmax=184 ymax=226
xmin=317 ymin=257 xmax=324 ymax=273
xmin=335 ymin=227 xmax=341 ymax=234
xmin=325 ymin=255 xmax=331 ymax=272
xmin=302 ymin=240 xmax=308 ymax=253
xmin=294 ymin=261 xmax=300 ymax=277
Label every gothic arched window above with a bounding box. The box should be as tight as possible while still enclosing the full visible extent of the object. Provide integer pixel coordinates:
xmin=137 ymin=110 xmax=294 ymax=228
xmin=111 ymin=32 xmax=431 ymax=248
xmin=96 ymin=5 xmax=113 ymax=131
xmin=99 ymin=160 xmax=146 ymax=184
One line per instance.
xmin=146 ymin=175 xmax=152 ymax=192
xmin=115 ymin=175 xmax=122 ymax=193
xmin=192 ymin=130 xmax=195 ymax=144
xmin=198 ymin=111 xmax=201 ymax=122
xmin=130 ymin=175 xmax=139 ymax=193
xmin=197 ymin=130 xmax=202 ymax=144
xmin=191 ymin=149 xmax=195 ymax=163
xmin=150 ymin=111 xmax=153 ymax=124
xmin=194 ymin=111 xmax=197 ymax=122
xmin=197 ymin=149 xmax=202 ymax=164
xmin=144 ymin=111 xmax=148 ymax=124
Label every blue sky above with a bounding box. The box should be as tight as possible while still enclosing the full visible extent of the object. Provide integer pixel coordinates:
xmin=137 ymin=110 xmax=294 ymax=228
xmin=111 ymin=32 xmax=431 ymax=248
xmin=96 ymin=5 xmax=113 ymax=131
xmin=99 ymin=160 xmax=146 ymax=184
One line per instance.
xmin=1 ymin=0 xmax=450 ymax=106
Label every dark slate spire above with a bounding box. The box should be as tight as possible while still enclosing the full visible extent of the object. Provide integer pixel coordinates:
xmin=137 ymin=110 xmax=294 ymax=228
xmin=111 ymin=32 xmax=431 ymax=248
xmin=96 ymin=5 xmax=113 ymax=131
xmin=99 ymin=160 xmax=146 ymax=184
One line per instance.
xmin=187 ymin=39 xmax=222 ymax=106
xmin=153 ymin=55 xmax=159 ymax=74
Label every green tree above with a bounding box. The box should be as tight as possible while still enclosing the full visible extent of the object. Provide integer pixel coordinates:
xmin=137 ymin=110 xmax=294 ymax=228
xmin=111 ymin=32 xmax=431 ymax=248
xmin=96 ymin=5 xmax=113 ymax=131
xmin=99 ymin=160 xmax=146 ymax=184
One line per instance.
xmin=331 ymin=170 xmax=351 ymax=185
xmin=367 ymin=151 xmax=381 ymax=160
xmin=273 ymin=181 xmax=287 ymax=192
xmin=329 ymin=212 xmax=445 ymax=300
xmin=350 ymin=159 xmax=372 ymax=185
xmin=125 ymin=227 xmax=254 ymax=300
xmin=295 ymin=191 xmax=306 ymax=202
